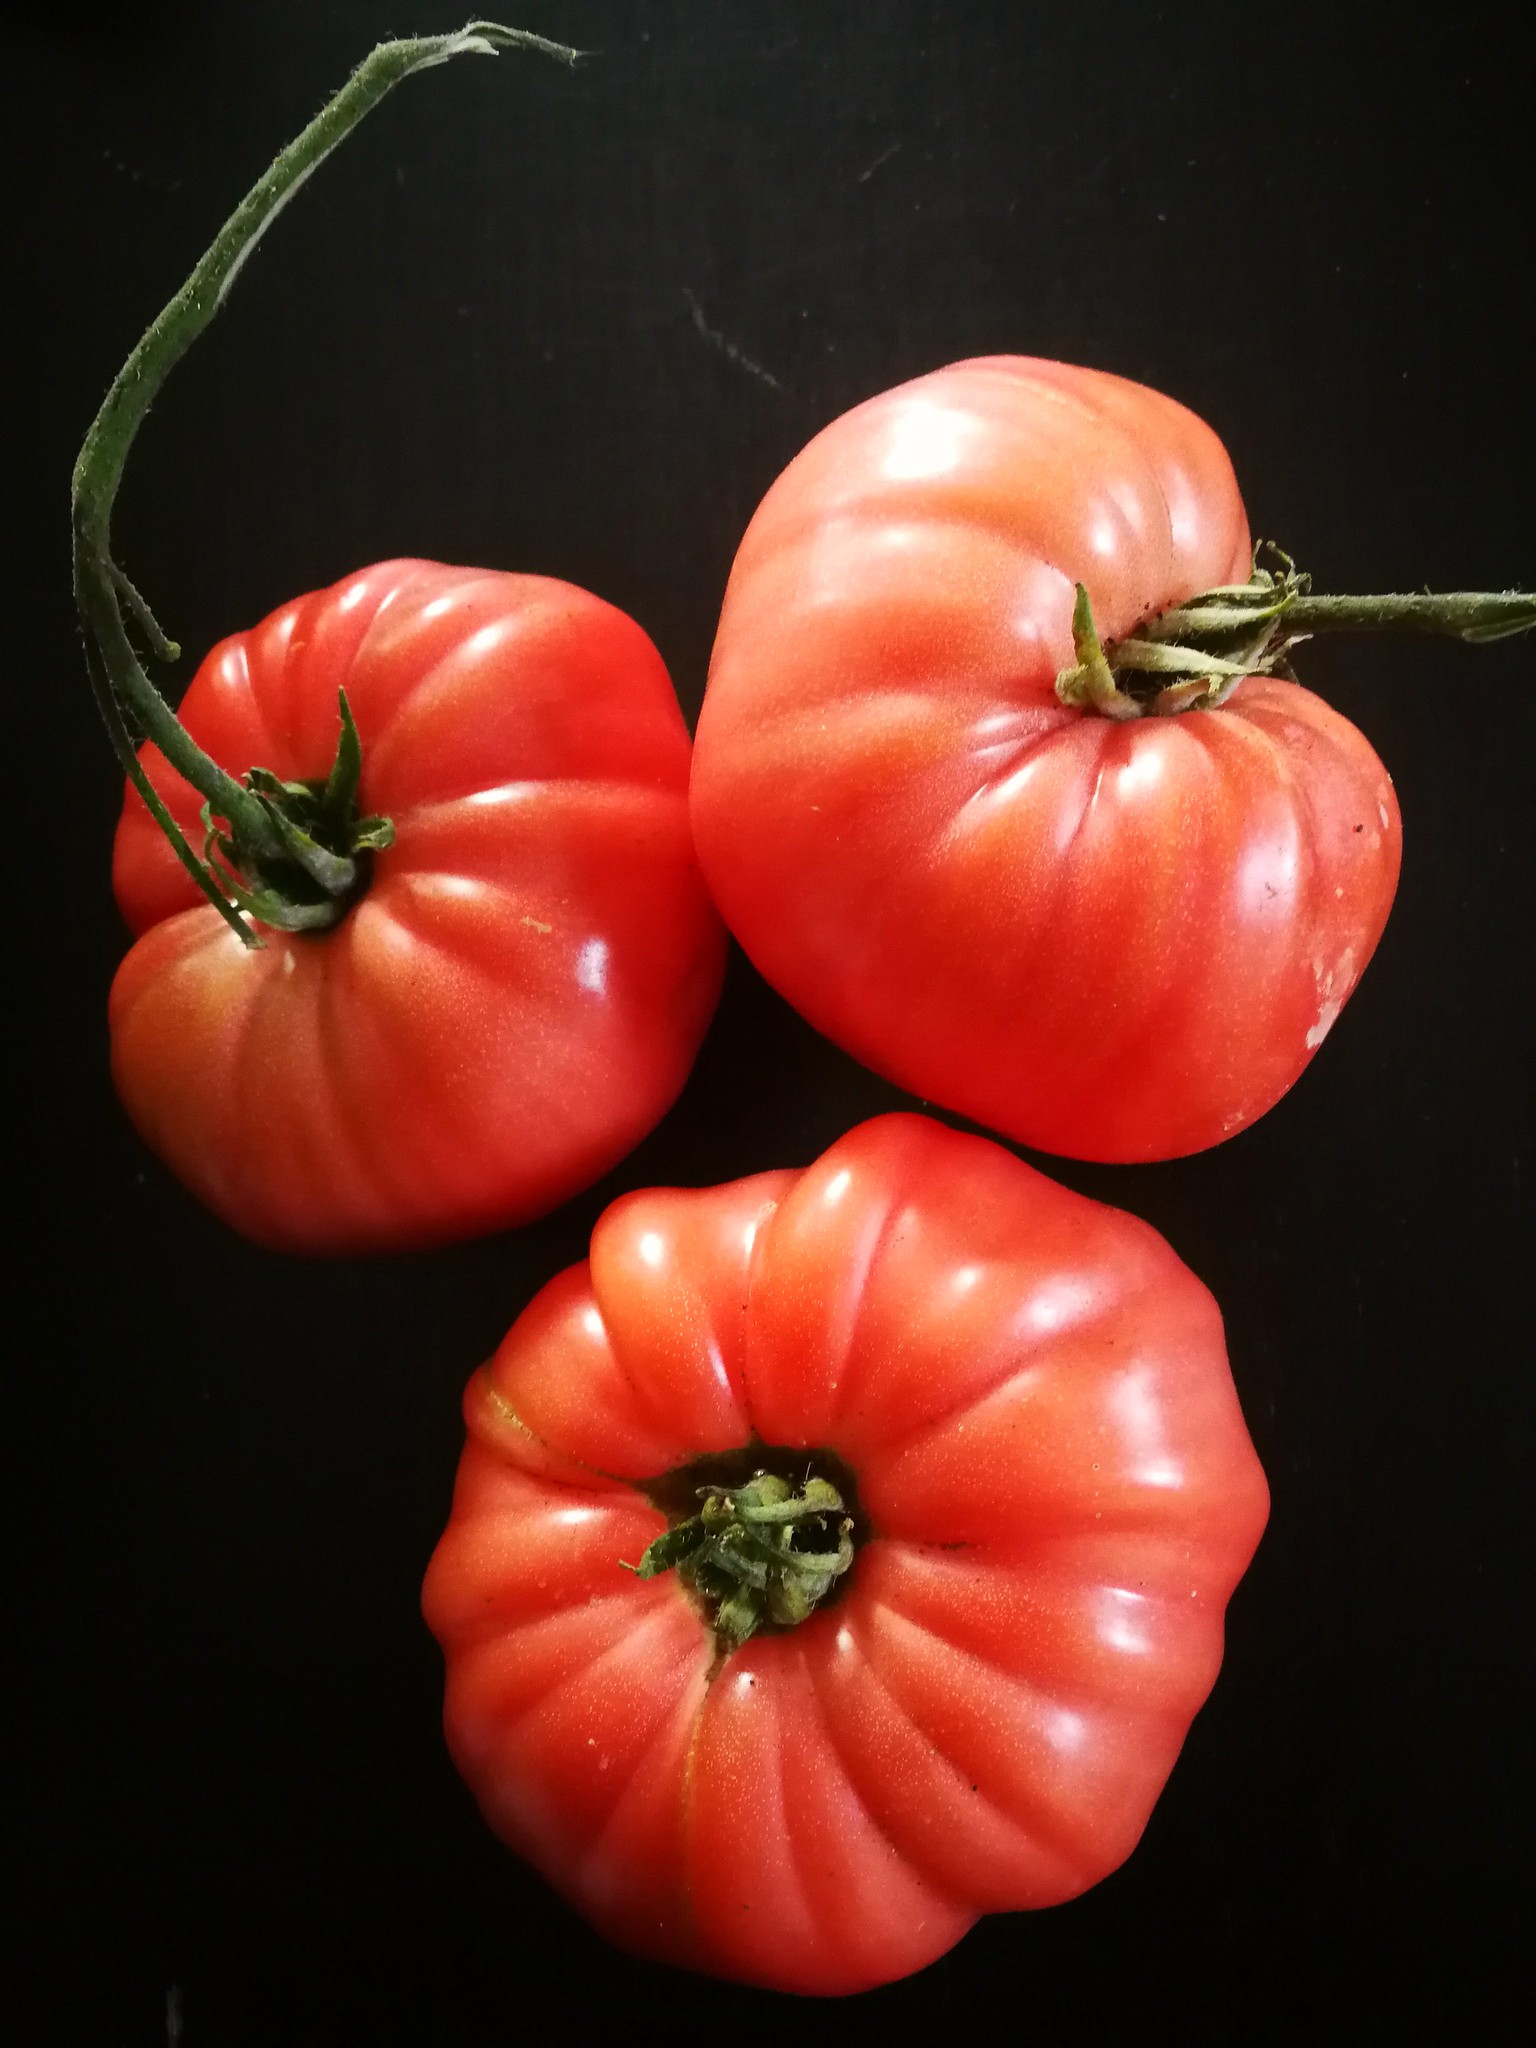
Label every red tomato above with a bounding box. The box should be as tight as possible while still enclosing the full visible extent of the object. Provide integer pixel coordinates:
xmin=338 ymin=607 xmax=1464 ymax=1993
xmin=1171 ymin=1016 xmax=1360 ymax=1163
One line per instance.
xmin=423 ymin=1113 xmax=1268 ymax=1994
xmin=691 ymin=356 xmax=1402 ymax=1162
xmin=112 ymin=561 xmax=725 ymax=1252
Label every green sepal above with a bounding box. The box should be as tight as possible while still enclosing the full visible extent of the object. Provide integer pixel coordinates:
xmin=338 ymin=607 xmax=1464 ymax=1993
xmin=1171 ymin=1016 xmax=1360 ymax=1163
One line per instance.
xmin=250 ymin=791 xmax=358 ymax=895
xmin=767 ymin=1576 xmax=814 ymax=1627
xmin=623 ymin=1468 xmax=857 ymax=1658
xmin=735 ymin=1476 xmax=842 ymax=1523
xmin=1055 ymin=584 xmax=1140 ymax=721
xmin=1106 ymin=638 xmax=1252 ymax=679
xmin=628 ymin=1522 xmax=709 ymax=1579
xmin=109 ymin=561 xmax=181 ymax=665
xmin=714 ymin=1586 xmax=764 ymax=1650
xmin=321 ymin=689 xmax=365 ymax=825
xmin=709 ymin=1533 xmax=770 ymax=1590
xmin=1066 ymin=540 xmax=1535 ymax=720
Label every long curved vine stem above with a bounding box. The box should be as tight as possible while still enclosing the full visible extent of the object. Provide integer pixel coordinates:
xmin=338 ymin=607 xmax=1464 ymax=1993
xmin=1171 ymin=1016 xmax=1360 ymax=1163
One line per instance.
xmin=1057 ymin=544 xmax=1536 ymax=720
xmin=71 ymin=21 xmax=580 ymax=944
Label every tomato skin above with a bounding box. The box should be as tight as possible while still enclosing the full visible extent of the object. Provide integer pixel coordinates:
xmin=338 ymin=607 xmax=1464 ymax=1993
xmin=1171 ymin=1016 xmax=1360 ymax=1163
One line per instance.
xmin=111 ymin=561 xmax=725 ymax=1252
xmin=423 ymin=1113 xmax=1269 ymax=1994
xmin=691 ymin=356 xmax=1402 ymax=1162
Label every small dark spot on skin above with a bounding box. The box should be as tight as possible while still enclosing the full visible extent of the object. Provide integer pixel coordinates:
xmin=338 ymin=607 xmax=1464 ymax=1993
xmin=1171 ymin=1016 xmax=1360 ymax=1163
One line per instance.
xmin=1354 ymin=823 xmax=1364 ymax=833
xmin=971 ymin=1784 xmax=979 ymax=1792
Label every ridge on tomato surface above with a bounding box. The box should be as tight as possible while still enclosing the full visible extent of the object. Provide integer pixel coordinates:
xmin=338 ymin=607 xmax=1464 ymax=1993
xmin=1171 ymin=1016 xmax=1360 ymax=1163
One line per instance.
xmin=423 ymin=1112 xmax=1270 ymax=1995
xmin=692 ymin=355 xmax=1529 ymax=1163
xmin=111 ymin=561 xmax=725 ymax=1253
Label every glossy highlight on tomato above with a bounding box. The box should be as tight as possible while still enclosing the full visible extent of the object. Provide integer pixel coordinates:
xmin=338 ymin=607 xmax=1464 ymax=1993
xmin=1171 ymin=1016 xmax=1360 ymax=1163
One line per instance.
xmin=111 ymin=560 xmax=725 ymax=1252
xmin=423 ymin=1113 xmax=1269 ymax=1994
xmin=691 ymin=356 xmax=1402 ymax=1162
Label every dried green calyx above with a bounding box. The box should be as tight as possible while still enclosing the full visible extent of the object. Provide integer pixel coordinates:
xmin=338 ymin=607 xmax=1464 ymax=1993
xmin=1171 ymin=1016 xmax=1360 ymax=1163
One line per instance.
xmin=198 ymin=689 xmax=394 ymax=933
xmin=1055 ymin=543 xmax=1536 ymax=721
xmin=627 ymin=1469 xmax=855 ymax=1654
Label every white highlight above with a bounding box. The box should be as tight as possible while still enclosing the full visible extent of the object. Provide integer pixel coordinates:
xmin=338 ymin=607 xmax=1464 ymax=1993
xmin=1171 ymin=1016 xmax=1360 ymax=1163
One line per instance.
xmin=983 ymin=753 xmax=1044 ymax=817
xmin=971 ymin=710 xmax=1025 ymax=741
xmin=466 ymin=781 xmax=539 ymax=808
xmin=1136 ymin=1460 xmax=1183 ymax=1489
xmin=881 ymin=402 xmax=971 ymax=482
xmin=1098 ymin=1590 xmax=1151 ymax=1657
xmin=1306 ymin=946 xmax=1357 ymax=1051
xmin=1115 ymin=747 xmax=1166 ymax=799
xmin=1110 ymin=1368 xmax=1186 ymax=1491
xmin=1022 ymin=1276 xmax=1094 ymax=1335
xmin=1048 ymin=1707 xmax=1087 ymax=1753
xmin=637 ymin=1232 xmax=666 ymax=1269
xmin=1237 ymin=833 xmax=1298 ymax=914
xmin=576 ymin=938 xmax=609 ymax=995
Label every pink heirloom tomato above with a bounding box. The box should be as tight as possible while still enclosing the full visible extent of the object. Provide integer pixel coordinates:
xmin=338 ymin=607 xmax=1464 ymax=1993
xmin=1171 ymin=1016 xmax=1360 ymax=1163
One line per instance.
xmin=691 ymin=356 xmax=1404 ymax=1162
xmin=423 ymin=1112 xmax=1269 ymax=1994
xmin=111 ymin=562 xmax=725 ymax=1252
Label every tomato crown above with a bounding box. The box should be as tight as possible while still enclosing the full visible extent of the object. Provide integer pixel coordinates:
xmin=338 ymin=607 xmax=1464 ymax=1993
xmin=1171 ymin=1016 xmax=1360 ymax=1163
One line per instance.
xmin=194 ymin=691 xmax=395 ymax=934
xmin=628 ymin=1445 xmax=866 ymax=1660
xmin=1058 ymin=543 xmax=1535 ymax=721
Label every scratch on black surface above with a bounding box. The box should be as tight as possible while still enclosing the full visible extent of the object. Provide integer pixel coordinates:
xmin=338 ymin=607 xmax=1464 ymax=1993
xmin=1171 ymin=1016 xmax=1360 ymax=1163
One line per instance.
xmin=682 ymin=288 xmax=783 ymax=392
xmin=857 ymin=140 xmax=902 ymax=182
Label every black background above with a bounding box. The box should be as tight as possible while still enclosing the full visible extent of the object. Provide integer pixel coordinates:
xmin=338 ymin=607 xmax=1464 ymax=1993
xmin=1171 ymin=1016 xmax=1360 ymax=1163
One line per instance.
xmin=9 ymin=2 xmax=1532 ymax=2041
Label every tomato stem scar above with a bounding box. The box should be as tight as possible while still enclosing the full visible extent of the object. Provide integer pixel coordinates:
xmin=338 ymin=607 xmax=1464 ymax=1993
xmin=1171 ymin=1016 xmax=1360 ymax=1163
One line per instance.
xmin=71 ymin=22 xmax=581 ymax=942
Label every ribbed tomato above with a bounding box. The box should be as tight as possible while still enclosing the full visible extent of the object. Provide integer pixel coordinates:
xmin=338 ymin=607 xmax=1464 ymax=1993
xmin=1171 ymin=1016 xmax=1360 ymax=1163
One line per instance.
xmin=423 ymin=1113 xmax=1268 ymax=1994
xmin=111 ymin=560 xmax=725 ymax=1252
xmin=691 ymin=356 xmax=1402 ymax=1162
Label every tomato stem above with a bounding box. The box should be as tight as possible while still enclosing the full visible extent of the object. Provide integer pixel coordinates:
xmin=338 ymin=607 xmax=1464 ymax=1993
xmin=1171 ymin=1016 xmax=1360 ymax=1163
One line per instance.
xmin=1250 ymin=590 xmax=1536 ymax=641
xmin=626 ymin=1469 xmax=857 ymax=1655
xmin=70 ymin=21 xmax=581 ymax=943
xmin=1057 ymin=543 xmax=1535 ymax=719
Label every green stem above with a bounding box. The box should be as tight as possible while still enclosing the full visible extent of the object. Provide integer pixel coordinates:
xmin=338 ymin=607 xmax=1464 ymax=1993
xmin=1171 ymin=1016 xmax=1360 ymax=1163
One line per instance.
xmin=1262 ymin=590 xmax=1536 ymax=643
xmin=1057 ymin=545 xmax=1535 ymax=719
xmin=71 ymin=21 xmax=580 ymax=944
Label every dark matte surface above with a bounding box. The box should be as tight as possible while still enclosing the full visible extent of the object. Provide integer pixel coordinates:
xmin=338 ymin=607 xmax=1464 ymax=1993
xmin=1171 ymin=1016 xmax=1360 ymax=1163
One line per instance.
xmin=10 ymin=2 xmax=1531 ymax=2040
